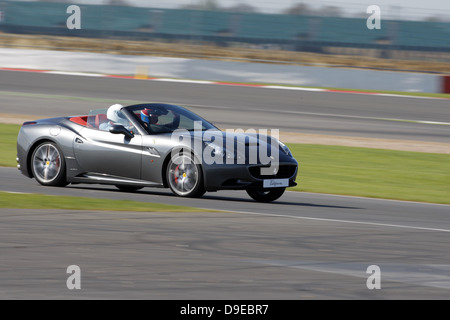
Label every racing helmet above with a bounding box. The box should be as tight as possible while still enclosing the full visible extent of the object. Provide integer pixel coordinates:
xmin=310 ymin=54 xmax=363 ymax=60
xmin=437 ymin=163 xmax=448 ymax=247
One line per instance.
xmin=141 ymin=108 xmax=159 ymax=125
xmin=107 ymin=104 xmax=128 ymax=125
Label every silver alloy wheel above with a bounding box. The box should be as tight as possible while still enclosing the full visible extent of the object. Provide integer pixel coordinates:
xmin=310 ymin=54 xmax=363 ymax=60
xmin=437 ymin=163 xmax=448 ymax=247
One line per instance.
xmin=32 ymin=143 xmax=62 ymax=184
xmin=168 ymin=154 xmax=200 ymax=196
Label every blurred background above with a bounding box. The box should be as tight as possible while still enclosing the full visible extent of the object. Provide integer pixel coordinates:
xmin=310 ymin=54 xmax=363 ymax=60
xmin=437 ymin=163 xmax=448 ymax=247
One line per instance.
xmin=0 ymin=0 xmax=449 ymax=75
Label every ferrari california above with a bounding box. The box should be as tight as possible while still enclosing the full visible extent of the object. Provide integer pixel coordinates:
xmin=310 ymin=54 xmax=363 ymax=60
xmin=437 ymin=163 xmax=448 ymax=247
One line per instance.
xmin=16 ymin=103 xmax=298 ymax=202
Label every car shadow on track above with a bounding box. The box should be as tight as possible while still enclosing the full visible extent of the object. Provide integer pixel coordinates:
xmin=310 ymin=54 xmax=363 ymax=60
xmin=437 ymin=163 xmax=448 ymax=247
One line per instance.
xmin=200 ymin=194 xmax=361 ymax=210
xmin=67 ymin=185 xmax=362 ymax=210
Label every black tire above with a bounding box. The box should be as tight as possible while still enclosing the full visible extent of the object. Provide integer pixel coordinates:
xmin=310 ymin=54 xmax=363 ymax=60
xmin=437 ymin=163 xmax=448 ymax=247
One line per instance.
xmin=115 ymin=185 xmax=144 ymax=192
xmin=31 ymin=141 xmax=68 ymax=187
xmin=166 ymin=152 xmax=205 ymax=198
xmin=246 ymin=187 xmax=286 ymax=202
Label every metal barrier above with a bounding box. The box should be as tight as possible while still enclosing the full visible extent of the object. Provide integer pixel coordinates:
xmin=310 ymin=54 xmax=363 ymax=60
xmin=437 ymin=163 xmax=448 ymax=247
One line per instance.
xmin=0 ymin=2 xmax=449 ymax=49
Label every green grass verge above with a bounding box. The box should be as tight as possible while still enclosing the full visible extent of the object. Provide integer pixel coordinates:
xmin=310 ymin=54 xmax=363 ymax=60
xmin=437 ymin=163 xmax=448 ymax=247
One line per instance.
xmin=0 ymin=191 xmax=214 ymax=212
xmin=1 ymin=124 xmax=449 ymax=204
xmin=287 ymin=144 xmax=450 ymax=204
xmin=0 ymin=123 xmax=20 ymax=167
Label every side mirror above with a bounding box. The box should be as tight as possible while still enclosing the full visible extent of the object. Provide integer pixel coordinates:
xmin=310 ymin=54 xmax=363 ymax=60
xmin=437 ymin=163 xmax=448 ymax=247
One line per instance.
xmin=109 ymin=124 xmax=134 ymax=139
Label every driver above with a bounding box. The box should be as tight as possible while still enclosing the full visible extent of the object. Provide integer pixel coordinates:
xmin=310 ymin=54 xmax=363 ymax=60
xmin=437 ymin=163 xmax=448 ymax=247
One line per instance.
xmin=140 ymin=108 xmax=159 ymax=127
xmin=140 ymin=106 xmax=179 ymax=132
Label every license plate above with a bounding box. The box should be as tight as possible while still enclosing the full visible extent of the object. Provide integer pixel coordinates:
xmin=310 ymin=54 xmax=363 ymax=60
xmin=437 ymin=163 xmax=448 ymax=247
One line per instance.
xmin=263 ymin=178 xmax=289 ymax=188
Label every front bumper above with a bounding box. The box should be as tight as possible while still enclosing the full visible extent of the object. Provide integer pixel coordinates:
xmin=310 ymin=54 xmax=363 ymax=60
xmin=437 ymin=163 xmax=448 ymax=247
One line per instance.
xmin=203 ymin=162 xmax=298 ymax=191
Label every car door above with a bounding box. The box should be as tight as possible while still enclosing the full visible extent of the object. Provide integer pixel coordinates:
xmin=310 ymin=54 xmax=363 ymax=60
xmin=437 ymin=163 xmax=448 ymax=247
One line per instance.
xmin=73 ymin=127 xmax=142 ymax=180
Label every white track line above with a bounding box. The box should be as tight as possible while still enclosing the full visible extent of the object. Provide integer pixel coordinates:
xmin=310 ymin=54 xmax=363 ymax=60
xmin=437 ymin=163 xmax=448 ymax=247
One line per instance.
xmin=224 ymin=209 xmax=450 ymax=233
xmin=3 ymin=190 xmax=448 ymax=232
xmin=288 ymin=191 xmax=450 ymax=207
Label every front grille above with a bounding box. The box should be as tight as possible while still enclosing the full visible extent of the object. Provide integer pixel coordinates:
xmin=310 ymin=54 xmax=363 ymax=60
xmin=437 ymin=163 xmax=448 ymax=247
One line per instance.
xmin=249 ymin=165 xmax=296 ymax=179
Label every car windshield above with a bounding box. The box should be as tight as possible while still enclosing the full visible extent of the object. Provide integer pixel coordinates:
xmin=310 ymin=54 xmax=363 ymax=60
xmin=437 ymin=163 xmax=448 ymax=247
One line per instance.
xmin=125 ymin=103 xmax=218 ymax=134
xmin=88 ymin=108 xmax=108 ymax=116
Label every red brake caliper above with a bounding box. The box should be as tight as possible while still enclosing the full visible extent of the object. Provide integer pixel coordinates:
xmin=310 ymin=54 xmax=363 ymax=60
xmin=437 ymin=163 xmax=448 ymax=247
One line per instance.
xmin=174 ymin=165 xmax=179 ymax=184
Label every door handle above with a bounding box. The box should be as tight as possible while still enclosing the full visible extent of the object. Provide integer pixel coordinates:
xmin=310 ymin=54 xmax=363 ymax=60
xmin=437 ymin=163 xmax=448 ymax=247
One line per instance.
xmin=75 ymin=137 xmax=83 ymax=144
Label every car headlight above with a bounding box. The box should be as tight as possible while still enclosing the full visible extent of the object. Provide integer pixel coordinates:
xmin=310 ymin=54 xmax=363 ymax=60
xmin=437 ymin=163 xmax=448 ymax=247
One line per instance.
xmin=279 ymin=141 xmax=293 ymax=157
xmin=204 ymin=142 xmax=236 ymax=160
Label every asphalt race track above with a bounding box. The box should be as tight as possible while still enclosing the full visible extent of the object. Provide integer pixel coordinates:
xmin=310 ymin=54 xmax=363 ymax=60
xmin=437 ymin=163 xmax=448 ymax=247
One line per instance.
xmin=1 ymin=70 xmax=450 ymax=142
xmin=1 ymin=70 xmax=450 ymax=299
xmin=1 ymin=167 xmax=450 ymax=299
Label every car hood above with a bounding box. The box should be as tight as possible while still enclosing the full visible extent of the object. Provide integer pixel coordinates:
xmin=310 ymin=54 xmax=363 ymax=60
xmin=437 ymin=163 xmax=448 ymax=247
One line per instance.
xmin=167 ymin=129 xmax=294 ymax=164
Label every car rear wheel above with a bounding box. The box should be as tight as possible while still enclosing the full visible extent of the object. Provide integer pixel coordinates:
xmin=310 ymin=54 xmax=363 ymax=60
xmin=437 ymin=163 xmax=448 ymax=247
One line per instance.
xmin=167 ymin=152 xmax=205 ymax=198
xmin=246 ymin=188 xmax=286 ymax=202
xmin=31 ymin=141 xmax=67 ymax=187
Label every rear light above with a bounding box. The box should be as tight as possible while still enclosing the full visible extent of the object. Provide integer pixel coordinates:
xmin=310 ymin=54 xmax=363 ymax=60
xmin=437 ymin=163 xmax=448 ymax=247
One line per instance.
xmin=22 ymin=121 xmax=37 ymax=126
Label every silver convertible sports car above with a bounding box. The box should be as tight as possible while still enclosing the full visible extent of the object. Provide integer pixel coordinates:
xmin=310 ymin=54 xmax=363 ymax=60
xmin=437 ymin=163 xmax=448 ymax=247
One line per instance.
xmin=17 ymin=103 xmax=298 ymax=202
